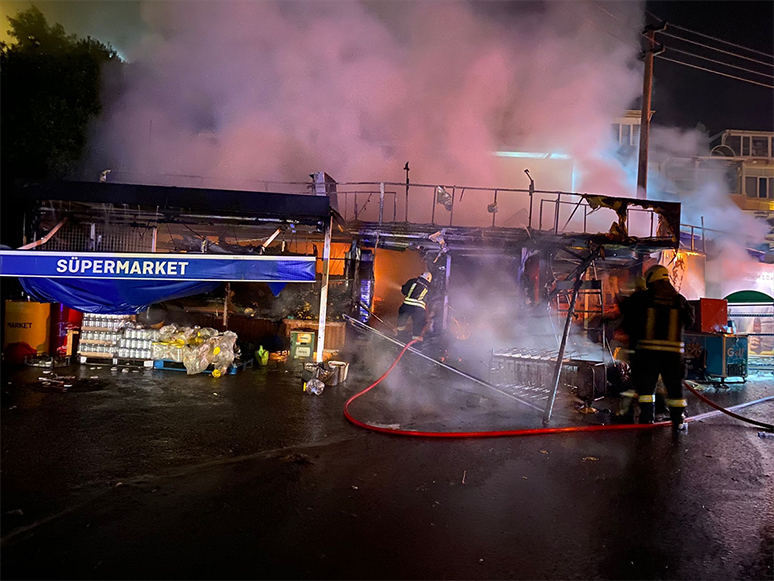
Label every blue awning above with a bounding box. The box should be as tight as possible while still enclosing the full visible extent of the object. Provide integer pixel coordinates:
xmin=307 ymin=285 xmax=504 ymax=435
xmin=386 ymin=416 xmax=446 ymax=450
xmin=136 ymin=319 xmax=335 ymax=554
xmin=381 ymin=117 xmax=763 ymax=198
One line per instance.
xmin=2 ymin=250 xmax=317 ymax=314
xmin=20 ymin=278 xmax=222 ymax=314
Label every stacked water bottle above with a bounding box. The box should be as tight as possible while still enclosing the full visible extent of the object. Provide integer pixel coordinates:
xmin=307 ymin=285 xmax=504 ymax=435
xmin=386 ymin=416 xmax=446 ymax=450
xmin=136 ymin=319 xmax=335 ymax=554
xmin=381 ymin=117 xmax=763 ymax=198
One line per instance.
xmin=79 ymin=314 xmax=132 ymax=357
xmin=118 ymin=328 xmax=160 ymax=361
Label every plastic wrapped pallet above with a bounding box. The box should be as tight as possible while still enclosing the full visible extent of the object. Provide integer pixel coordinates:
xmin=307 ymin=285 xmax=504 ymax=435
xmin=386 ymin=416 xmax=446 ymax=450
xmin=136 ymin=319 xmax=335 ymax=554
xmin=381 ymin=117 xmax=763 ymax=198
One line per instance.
xmin=158 ymin=325 xmax=179 ymax=342
xmin=152 ymin=342 xmax=184 ymax=363
xmin=182 ymin=343 xmax=212 ymax=375
xmin=151 ymin=342 xmax=168 ymax=361
xmin=209 ymin=331 xmax=238 ymax=370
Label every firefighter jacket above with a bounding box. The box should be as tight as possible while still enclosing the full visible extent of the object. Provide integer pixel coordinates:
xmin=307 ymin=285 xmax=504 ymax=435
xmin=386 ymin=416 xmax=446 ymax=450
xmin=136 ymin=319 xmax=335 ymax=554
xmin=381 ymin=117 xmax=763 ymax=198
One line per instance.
xmin=621 ymin=280 xmax=695 ymax=354
xmin=401 ymin=277 xmax=431 ymax=309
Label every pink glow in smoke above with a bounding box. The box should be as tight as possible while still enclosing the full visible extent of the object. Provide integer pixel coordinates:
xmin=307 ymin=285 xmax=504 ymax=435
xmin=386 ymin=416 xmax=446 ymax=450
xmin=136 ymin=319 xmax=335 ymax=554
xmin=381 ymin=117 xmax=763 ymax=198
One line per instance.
xmin=87 ymin=0 xmax=645 ymax=193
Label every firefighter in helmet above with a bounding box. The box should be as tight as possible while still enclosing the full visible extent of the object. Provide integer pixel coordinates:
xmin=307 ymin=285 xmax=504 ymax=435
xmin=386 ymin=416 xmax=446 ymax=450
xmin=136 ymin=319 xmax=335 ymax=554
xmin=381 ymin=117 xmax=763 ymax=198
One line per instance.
xmin=621 ymin=265 xmax=695 ymax=430
xmin=397 ymin=271 xmax=432 ymax=341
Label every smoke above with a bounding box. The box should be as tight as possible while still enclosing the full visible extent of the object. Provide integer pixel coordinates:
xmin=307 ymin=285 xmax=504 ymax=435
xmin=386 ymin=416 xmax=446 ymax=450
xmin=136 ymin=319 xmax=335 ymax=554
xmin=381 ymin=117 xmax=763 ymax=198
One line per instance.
xmin=635 ymin=125 xmax=769 ymax=297
xmin=86 ymin=0 xmax=645 ymax=194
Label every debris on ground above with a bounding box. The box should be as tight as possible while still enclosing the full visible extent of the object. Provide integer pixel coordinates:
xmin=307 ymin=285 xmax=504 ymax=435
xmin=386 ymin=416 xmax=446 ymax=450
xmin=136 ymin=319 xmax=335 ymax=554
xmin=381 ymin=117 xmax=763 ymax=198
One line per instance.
xmin=5 ymin=509 xmax=23 ymax=516
xmin=279 ymin=452 xmax=314 ymax=465
xmin=34 ymin=375 xmax=104 ymax=393
xmin=583 ymin=457 xmax=600 ymax=462
xmin=303 ymin=378 xmax=325 ymax=395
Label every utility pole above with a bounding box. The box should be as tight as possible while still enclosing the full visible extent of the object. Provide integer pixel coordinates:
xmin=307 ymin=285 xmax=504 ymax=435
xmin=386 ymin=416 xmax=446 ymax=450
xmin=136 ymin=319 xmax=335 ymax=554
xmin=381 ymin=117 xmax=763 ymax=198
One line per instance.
xmin=636 ymin=22 xmax=666 ymax=200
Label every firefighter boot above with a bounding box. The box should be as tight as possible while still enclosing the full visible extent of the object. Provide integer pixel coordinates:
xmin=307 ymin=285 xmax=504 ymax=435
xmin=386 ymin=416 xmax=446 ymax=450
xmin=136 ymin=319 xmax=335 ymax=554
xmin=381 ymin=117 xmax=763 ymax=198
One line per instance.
xmin=612 ymin=390 xmax=636 ymax=424
xmin=670 ymin=407 xmax=687 ymax=432
xmin=638 ymin=395 xmax=655 ymax=424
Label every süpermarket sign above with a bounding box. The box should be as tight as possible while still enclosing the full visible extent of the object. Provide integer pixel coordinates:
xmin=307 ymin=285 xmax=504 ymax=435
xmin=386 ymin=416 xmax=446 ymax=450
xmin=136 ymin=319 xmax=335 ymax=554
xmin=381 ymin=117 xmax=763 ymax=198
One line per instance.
xmin=0 ymin=251 xmax=316 ymax=282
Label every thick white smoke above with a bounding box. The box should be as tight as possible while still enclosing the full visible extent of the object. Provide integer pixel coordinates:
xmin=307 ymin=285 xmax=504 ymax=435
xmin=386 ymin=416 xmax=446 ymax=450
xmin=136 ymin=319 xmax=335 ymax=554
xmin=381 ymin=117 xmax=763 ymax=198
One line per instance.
xmin=87 ymin=0 xmax=645 ymax=193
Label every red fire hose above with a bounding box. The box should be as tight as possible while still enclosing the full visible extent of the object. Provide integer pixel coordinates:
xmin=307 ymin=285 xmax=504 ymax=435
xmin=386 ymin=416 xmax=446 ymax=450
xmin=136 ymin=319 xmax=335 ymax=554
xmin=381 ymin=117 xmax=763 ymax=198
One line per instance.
xmin=344 ymin=340 xmax=774 ymax=437
xmin=683 ymin=381 xmax=774 ymax=431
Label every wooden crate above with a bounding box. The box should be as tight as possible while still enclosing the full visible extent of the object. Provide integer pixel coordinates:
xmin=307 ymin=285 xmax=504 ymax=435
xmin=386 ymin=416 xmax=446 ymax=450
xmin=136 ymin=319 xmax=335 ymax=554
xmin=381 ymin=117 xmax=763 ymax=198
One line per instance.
xmin=281 ymin=319 xmax=347 ymax=350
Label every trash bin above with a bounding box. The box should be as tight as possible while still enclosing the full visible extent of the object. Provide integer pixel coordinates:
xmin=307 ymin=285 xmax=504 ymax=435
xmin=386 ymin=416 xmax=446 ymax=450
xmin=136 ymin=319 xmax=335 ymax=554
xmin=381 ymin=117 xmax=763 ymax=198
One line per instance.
xmin=3 ymin=300 xmax=51 ymax=364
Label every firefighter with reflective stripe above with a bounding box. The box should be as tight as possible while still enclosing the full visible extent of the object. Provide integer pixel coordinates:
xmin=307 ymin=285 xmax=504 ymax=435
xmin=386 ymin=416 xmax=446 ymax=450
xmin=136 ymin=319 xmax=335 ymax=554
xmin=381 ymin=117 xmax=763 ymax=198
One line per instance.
xmin=621 ymin=265 xmax=695 ymax=430
xmin=397 ymin=271 xmax=432 ymax=341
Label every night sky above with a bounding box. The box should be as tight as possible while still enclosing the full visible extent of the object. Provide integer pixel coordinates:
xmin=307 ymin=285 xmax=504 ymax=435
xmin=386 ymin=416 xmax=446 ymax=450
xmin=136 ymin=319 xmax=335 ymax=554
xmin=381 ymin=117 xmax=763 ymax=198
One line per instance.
xmin=1 ymin=1 xmax=772 ymax=135
xmin=647 ymin=0 xmax=773 ymax=134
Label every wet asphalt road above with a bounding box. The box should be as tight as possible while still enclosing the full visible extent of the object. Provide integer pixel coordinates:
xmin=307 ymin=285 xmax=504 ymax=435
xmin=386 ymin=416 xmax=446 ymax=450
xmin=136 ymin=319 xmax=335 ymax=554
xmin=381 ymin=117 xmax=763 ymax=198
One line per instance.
xmin=1 ymin=349 xmax=773 ymax=580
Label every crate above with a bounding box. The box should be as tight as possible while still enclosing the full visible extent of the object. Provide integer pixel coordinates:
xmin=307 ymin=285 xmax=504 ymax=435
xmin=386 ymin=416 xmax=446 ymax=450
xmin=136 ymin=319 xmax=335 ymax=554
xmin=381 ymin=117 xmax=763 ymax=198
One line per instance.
xmin=282 ymin=320 xmax=347 ymax=350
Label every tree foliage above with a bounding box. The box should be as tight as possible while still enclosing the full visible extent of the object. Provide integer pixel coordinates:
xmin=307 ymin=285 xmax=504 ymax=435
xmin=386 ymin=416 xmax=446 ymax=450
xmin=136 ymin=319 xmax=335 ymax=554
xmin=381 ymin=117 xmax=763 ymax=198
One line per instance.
xmin=1 ymin=6 xmax=119 ymax=181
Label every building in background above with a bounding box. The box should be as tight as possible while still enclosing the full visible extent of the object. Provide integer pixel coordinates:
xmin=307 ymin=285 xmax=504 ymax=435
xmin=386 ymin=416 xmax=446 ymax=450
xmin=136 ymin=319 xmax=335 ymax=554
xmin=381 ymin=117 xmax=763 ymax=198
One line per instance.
xmin=660 ymin=129 xmax=774 ymax=259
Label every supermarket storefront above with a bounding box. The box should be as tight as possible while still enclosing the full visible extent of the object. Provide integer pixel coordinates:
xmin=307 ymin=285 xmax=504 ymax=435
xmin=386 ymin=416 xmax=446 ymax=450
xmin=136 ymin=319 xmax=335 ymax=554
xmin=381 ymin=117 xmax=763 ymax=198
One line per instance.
xmin=0 ymin=250 xmax=319 ymax=369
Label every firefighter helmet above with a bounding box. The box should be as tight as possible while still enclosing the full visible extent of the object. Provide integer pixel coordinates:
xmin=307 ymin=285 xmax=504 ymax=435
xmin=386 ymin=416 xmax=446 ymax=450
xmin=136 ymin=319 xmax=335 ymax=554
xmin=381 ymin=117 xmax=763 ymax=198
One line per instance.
xmin=644 ymin=265 xmax=670 ymax=286
xmin=421 ymin=271 xmax=433 ymax=282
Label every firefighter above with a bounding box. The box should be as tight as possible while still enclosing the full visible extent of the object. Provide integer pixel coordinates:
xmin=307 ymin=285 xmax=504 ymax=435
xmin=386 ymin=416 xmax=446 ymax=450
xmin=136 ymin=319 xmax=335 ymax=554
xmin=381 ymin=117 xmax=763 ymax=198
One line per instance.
xmin=397 ymin=271 xmax=432 ymax=341
xmin=621 ymin=265 xmax=695 ymax=431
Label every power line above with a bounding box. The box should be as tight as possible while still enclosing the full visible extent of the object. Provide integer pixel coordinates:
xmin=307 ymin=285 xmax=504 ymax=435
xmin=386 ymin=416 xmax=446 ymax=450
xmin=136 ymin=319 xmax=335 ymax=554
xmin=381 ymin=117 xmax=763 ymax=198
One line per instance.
xmin=586 ymin=17 xmax=642 ymax=51
xmin=657 ymin=30 xmax=774 ymax=69
xmin=646 ymin=10 xmax=774 ymax=60
xmin=665 ymin=46 xmax=774 ymax=80
xmin=576 ymin=5 xmax=642 ymax=51
xmin=655 ymin=54 xmax=774 ymax=89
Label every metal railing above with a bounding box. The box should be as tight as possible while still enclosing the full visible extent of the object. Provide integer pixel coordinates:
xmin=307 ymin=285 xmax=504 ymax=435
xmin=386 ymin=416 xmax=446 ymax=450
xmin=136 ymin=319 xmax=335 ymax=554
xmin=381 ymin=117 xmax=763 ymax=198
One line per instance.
xmin=98 ymin=172 xmax=678 ymax=240
xmin=331 ymin=181 xmax=674 ymax=240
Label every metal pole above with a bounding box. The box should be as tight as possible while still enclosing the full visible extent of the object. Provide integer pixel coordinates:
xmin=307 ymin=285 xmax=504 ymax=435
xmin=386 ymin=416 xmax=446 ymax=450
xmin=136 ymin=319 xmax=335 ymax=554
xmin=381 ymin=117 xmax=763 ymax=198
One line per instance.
xmin=449 ymin=187 xmax=456 ymax=227
xmin=443 ymin=252 xmax=452 ymax=331
xmin=542 ymin=247 xmax=601 ymax=426
xmin=404 ymin=162 xmax=410 ymax=222
xmin=526 ymin=169 xmax=534 ymax=229
xmin=431 ymin=188 xmax=436 ymax=226
xmin=636 ymin=23 xmax=665 ymax=199
xmin=379 ymin=182 xmax=385 ymax=225
xmin=223 ymin=282 xmax=230 ymax=328
xmin=492 ymin=190 xmax=498 ymax=228
xmin=315 ymin=217 xmax=333 ymax=363
xmin=151 ymin=227 xmax=158 ymax=252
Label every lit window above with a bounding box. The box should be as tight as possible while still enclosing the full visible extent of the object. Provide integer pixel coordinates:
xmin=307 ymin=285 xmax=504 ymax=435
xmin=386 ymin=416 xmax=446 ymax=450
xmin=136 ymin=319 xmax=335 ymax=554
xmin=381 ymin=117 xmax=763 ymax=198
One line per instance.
xmin=752 ymin=137 xmax=769 ymax=157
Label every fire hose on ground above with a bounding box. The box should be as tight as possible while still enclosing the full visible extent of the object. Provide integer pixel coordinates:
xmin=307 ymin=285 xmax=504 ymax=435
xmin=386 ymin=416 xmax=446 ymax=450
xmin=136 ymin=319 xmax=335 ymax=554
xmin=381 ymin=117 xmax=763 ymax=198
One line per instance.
xmin=343 ymin=325 xmax=774 ymax=437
